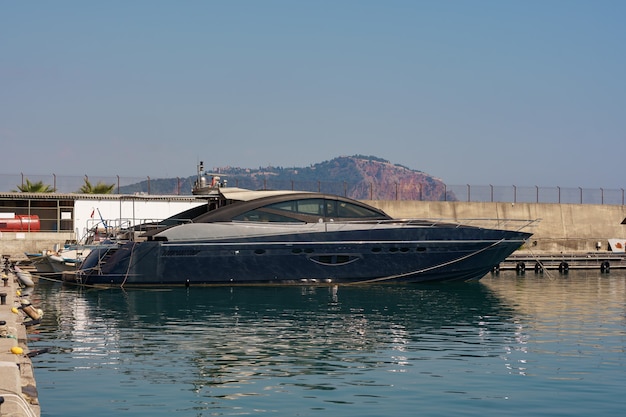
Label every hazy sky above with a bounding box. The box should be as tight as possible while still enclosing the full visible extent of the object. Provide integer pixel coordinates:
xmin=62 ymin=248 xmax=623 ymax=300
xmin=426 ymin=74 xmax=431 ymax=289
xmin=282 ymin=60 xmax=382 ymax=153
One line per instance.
xmin=2 ymin=1 xmax=625 ymax=188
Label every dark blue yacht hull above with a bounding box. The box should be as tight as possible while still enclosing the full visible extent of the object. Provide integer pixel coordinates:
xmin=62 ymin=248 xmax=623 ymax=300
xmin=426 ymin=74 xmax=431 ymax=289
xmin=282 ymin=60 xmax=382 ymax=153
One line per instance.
xmin=74 ymin=225 xmax=530 ymax=286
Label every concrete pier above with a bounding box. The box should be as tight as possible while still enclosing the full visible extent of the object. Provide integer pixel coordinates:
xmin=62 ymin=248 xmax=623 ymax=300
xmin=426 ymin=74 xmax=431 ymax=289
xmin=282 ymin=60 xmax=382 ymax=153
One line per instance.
xmin=0 ymin=260 xmax=40 ymax=417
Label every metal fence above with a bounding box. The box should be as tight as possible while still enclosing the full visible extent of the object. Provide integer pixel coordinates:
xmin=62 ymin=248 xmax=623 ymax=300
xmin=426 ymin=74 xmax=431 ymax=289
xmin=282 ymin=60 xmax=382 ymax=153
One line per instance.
xmin=1 ymin=173 xmax=624 ymax=205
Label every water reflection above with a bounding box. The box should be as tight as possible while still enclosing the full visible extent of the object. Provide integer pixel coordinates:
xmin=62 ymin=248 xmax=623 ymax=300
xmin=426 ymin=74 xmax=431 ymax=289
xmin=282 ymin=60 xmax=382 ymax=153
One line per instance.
xmin=32 ymin=281 xmax=522 ymax=412
xmin=482 ymin=271 xmax=626 ymax=380
xmin=33 ymin=273 xmax=626 ymax=417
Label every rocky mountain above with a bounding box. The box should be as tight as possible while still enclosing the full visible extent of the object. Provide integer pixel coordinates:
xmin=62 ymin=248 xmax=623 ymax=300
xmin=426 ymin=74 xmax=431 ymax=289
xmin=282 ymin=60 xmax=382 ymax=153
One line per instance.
xmin=121 ymin=155 xmax=452 ymax=201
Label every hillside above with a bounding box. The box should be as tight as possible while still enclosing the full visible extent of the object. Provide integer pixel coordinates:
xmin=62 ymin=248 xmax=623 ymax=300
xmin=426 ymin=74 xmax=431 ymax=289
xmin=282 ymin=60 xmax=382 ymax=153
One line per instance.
xmin=121 ymin=155 xmax=451 ymax=201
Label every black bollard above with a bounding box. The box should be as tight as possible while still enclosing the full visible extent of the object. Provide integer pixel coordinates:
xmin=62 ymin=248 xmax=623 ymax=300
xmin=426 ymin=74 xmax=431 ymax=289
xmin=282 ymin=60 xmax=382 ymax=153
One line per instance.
xmin=2 ymin=277 xmax=7 ymax=286
xmin=0 ymin=292 xmax=7 ymax=305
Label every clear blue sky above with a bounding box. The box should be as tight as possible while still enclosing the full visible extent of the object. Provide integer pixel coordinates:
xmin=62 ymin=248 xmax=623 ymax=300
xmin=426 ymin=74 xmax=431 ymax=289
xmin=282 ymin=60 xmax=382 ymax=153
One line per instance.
xmin=2 ymin=0 xmax=625 ymax=188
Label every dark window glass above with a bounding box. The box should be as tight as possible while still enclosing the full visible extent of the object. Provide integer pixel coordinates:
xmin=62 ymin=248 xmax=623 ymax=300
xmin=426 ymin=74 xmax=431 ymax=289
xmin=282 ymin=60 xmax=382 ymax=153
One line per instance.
xmin=335 ymin=202 xmax=385 ymax=218
xmin=232 ymin=209 xmax=304 ymax=223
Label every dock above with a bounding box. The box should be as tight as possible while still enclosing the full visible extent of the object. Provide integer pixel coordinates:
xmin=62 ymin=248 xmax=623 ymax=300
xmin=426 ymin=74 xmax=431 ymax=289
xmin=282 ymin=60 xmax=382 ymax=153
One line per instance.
xmin=0 ymin=257 xmax=40 ymax=417
xmin=498 ymin=252 xmax=626 ymax=273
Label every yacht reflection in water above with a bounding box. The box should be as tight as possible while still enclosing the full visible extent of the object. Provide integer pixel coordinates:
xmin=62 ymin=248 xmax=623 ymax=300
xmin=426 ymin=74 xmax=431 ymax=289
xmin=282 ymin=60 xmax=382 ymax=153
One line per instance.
xmin=34 ymin=282 xmax=525 ymax=390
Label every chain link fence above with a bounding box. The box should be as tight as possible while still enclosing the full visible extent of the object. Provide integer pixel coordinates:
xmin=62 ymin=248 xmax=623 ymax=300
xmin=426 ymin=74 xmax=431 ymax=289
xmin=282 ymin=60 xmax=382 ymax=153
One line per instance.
xmin=1 ymin=173 xmax=624 ymax=205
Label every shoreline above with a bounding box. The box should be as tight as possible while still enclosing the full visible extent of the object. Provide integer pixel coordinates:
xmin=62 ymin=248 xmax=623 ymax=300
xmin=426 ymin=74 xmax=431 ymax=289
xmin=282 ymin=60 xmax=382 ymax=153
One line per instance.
xmin=0 ymin=258 xmax=41 ymax=417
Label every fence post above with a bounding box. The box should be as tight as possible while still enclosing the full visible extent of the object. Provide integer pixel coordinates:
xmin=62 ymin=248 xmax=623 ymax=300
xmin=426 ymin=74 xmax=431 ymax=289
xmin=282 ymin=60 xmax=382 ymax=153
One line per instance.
xmin=536 ymin=185 xmax=539 ymax=203
xmin=579 ymin=187 xmax=582 ymax=204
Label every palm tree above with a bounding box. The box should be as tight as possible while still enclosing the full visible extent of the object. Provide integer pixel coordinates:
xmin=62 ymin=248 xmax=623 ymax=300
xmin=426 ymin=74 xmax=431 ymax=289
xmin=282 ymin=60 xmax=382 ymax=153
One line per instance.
xmin=13 ymin=178 xmax=56 ymax=193
xmin=79 ymin=178 xmax=116 ymax=194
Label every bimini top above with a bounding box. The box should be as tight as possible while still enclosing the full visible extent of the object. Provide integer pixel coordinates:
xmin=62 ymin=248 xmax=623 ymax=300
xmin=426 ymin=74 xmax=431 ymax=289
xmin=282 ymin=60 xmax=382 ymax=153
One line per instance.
xmin=192 ymin=192 xmax=391 ymax=224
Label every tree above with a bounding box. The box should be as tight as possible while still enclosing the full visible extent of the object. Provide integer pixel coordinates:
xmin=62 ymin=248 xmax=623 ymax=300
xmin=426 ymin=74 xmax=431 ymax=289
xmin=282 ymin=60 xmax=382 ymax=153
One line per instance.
xmin=78 ymin=178 xmax=116 ymax=194
xmin=13 ymin=178 xmax=56 ymax=193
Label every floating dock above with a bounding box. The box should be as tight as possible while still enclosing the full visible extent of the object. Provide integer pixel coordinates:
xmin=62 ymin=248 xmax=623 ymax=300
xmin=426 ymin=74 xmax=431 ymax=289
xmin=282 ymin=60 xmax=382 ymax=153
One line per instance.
xmin=499 ymin=252 xmax=625 ymax=273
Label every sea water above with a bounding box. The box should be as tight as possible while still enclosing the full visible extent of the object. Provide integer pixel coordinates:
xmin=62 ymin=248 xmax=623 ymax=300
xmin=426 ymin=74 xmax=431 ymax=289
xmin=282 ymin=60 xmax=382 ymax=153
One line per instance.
xmin=28 ymin=270 xmax=626 ymax=416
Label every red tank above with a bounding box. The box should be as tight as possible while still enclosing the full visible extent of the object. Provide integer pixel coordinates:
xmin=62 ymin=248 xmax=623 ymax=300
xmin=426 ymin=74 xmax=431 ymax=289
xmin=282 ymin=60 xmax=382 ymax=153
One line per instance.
xmin=0 ymin=215 xmax=41 ymax=232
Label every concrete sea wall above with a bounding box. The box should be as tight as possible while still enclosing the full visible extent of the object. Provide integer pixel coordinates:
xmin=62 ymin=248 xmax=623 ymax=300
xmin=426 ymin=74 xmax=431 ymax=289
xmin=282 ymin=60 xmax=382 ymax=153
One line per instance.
xmin=366 ymin=201 xmax=626 ymax=253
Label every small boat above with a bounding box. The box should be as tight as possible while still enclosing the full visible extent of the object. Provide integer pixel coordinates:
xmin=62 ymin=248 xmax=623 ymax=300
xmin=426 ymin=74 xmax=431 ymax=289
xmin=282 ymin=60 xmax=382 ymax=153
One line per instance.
xmin=73 ymin=190 xmax=533 ymax=287
xmin=27 ymin=239 xmax=118 ymax=279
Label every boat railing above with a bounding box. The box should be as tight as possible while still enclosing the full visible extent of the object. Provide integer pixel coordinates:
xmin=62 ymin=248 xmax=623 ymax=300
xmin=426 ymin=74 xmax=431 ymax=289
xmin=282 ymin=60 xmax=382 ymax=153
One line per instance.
xmin=81 ymin=217 xmax=167 ymax=243
xmin=333 ymin=217 xmax=540 ymax=232
xmin=409 ymin=217 xmax=541 ymax=231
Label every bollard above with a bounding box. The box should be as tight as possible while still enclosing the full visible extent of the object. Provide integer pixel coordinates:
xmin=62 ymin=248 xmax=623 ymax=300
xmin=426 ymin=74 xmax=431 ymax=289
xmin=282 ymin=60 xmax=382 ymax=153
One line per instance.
xmin=0 ymin=292 xmax=7 ymax=305
xmin=2 ymin=277 xmax=7 ymax=286
xmin=0 ymin=395 xmax=4 ymax=414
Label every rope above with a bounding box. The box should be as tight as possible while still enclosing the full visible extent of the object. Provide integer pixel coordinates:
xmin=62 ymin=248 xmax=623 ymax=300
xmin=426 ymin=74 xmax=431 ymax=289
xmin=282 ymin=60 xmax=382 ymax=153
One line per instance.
xmin=526 ymin=246 xmax=555 ymax=280
xmin=346 ymin=238 xmax=507 ymax=285
xmin=120 ymin=243 xmax=135 ymax=289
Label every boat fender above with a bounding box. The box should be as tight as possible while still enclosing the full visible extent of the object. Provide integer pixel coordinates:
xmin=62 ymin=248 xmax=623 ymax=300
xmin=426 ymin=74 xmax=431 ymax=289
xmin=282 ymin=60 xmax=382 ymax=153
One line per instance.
xmin=21 ymin=300 xmax=42 ymax=320
xmin=491 ymin=264 xmax=500 ymax=274
xmin=14 ymin=266 xmax=35 ymax=287
xmin=11 ymin=346 xmax=23 ymax=355
xmin=600 ymin=261 xmax=610 ymax=273
xmin=534 ymin=262 xmax=543 ymax=273
xmin=558 ymin=262 xmax=569 ymax=273
xmin=515 ymin=262 xmax=525 ymax=274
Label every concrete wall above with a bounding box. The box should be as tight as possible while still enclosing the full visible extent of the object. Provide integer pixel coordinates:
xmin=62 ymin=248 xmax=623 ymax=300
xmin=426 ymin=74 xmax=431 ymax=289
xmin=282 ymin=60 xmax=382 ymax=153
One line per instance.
xmin=0 ymin=232 xmax=74 ymax=259
xmin=366 ymin=200 xmax=626 ymax=253
xmin=2 ymin=201 xmax=626 ymax=260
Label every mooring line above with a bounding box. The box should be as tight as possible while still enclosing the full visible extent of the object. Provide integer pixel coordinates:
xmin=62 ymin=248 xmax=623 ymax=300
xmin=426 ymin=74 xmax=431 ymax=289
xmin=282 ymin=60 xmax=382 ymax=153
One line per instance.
xmin=346 ymin=238 xmax=508 ymax=285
